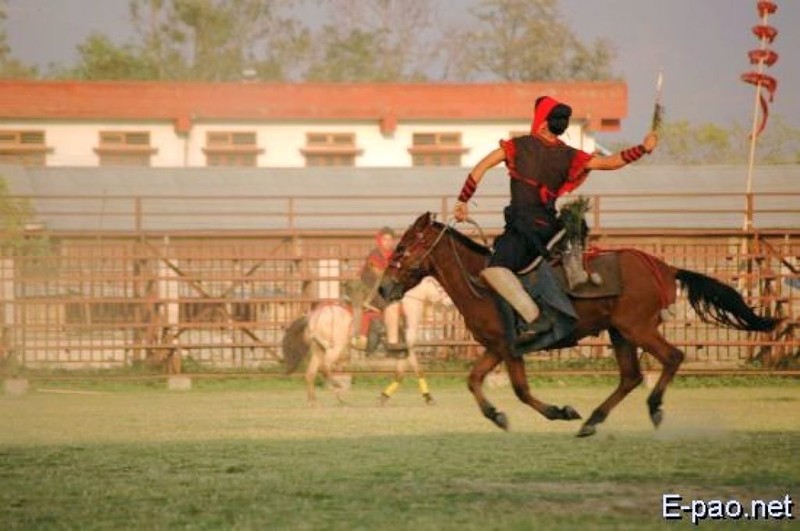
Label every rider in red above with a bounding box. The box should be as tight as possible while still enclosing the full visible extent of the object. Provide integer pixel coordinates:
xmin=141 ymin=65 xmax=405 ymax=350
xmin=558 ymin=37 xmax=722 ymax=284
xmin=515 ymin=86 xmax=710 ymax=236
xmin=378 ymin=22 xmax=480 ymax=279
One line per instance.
xmin=360 ymin=226 xmax=403 ymax=350
xmin=454 ymin=96 xmax=658 ymax=345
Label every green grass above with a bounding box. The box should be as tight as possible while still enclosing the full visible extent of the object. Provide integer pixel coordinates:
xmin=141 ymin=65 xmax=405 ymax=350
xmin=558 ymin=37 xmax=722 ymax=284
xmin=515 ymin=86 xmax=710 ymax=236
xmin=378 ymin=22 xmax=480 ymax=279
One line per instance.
xmin=1 ymin=380 xmax=798 ymax=530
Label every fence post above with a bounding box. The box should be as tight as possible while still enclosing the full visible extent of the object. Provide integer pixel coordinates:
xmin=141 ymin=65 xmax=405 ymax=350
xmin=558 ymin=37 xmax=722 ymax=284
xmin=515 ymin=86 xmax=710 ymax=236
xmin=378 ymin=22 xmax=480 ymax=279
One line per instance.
xmin=134 ymin=197 xmax=143 ymax=234
xmin=287 ymin=198 xmax=295 ymax=232
xmin=0 ymin=257 xmax=15 ymax=365
xmin=744 ymin=193 xmax=754 ymax=232
xmin=440 ymin=196 xmax=449 ymax=220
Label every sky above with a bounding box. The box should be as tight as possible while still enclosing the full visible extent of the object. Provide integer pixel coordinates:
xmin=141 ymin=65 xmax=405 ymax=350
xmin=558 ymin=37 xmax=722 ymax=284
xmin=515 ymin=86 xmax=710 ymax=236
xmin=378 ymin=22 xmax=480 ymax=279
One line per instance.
xmin=4 ymin=0 xmax=798 ymax=143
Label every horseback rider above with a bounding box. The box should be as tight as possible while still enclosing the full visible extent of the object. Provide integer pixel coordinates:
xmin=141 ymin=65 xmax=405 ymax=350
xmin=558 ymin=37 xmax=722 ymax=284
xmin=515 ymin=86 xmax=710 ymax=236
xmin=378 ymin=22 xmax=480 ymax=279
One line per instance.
xmin=360 ymin=226 xmax=404 ymax=351
xmin=453 ymin=96 xmax=659 ymax=345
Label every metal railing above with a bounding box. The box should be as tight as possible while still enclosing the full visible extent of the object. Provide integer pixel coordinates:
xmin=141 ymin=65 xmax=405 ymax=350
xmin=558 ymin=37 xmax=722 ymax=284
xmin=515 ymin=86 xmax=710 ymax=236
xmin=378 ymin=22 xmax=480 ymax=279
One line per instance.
xmin=7 ymin=191 xmax=800 ymax=234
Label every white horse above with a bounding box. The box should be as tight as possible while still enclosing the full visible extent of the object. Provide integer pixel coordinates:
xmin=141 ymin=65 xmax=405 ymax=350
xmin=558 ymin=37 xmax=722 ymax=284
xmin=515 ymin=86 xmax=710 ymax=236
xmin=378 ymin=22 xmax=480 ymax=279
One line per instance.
xmin=282 ymin=276 xmax=453 ymax=403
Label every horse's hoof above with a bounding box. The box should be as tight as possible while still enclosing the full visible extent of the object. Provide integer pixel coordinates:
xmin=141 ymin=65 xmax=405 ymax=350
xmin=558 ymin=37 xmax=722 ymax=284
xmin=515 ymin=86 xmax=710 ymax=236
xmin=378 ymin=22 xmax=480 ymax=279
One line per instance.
xmin=561 ymin=405 xmax=582 ymax=421
xmin=423 ymin=394 xmax=436 ymax=406
xmin=576 ymin=424 xmax=597 ymax=438
xmin=493 ymin=412 xmax=509 ymax=431
xmin=651 ymin=408 xmax=664 ymax=428
xmin=377 ymin=394 xmax=389 ymax=407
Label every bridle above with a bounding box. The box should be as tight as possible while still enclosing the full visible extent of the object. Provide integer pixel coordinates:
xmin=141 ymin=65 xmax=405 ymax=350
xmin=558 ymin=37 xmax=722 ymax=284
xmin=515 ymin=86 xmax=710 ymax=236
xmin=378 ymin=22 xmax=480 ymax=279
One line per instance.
xmin=390 ymin=220 xmax=486 ymax=300
xmin=389 ymin=221 xmax=449 ymax=277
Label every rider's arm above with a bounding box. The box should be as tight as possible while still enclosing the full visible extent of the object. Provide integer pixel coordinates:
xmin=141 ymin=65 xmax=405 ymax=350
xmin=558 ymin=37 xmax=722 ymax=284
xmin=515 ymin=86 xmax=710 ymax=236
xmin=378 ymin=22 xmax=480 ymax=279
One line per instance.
xmin=453 ymin=148 xmax=505 ymax=220
xmin=586 ymin=131 xmax=659 ymax=171
xmin=466 ymin=147 xmax=506 ymax=187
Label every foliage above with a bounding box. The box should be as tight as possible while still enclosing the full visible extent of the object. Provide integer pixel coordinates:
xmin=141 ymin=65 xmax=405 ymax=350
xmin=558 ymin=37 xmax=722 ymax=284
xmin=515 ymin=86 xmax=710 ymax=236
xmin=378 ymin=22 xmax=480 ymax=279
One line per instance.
xmin=58 ymin=33 xmax=161 ymax=80
xmin=306 ymin=0 xmax=435 ymax=82
xmin=305 ymin=27 xmax=399 ymax=82
xmin=0 ymin=176 xmax=33 ymax=249
xmin=19 ymin=0 xmax=617 ymax=83
xmin=557 ymin=196 xmax=591 ymax=244
xmin=62 ymin=0 xmax=310 ymax=81
xmin=448 ymin=0 xmax=617 ymax=81
xmin=608 ymin=116 xmax=800 ymax=166
xmin=0 ymin=0 xmax=36 ymax=78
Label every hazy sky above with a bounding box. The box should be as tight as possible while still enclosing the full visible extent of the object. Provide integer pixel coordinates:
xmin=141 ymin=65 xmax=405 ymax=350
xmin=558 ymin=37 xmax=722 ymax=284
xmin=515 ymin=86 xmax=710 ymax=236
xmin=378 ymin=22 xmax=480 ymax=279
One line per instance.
xmin=5 ymin=0 xmax=798 ymax=143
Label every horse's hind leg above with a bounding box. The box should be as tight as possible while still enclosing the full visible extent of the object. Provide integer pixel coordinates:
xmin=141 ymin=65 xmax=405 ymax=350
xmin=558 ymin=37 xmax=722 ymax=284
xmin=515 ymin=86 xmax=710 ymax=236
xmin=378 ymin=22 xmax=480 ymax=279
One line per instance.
xmin=620 ymin=326 xmax=685 ymax=428
xmin=505 ymin=356 xmax=582 ymax=422
xmin=304 ymin=347 xmax=321 ymax=404
xmin=468 ymin=350 xmax=506 ymax=429
xmin=320 ymin=345 xmax=347 ymax=404
xmin=577 ymin=329 xmax=643 ymax=437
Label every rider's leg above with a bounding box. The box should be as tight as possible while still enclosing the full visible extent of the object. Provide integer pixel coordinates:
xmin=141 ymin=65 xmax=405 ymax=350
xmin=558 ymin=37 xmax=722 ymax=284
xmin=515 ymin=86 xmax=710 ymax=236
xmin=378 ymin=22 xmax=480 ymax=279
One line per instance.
xmin=485 ymin=225 xmax=554 ymax=343
xmin=480 ymin=267 xmax=553 ymax=342
xmin=383 ymin=301 xmax=405 ymax=350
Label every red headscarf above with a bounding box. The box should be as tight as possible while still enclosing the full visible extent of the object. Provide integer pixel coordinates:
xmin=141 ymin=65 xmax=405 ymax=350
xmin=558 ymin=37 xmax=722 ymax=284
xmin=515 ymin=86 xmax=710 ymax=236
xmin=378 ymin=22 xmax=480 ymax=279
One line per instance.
xmin=531 ymin=96 xmax=561 ymax=135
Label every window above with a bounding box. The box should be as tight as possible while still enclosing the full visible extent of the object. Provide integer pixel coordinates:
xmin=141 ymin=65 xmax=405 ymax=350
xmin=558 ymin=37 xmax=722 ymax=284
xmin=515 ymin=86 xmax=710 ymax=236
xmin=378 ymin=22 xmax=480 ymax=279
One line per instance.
xmin=0 ymin=130 xmax=51 ymax=166
xmin=409 ymin=132 xmax=468 ymax=167
xmin=203 ymin=131 xmax=263 ymax=167
xmin=301 ymin=133 xmax=361 ymax=167
xmin=95 ymin=131 xmax=157 ymax=166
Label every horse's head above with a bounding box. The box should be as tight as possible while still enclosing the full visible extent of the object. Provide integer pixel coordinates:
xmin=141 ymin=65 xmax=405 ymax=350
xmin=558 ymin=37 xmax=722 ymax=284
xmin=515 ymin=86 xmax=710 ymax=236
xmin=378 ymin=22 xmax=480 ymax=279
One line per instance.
xmin=379 ymin=212 xmax=442 ymax=302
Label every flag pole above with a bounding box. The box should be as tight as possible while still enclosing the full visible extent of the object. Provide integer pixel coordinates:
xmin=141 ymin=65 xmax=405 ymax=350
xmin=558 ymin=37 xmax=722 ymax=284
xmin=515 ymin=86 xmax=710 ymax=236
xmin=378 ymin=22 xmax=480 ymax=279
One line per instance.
xmin=743 ymin=6 xmax=770 ymax=231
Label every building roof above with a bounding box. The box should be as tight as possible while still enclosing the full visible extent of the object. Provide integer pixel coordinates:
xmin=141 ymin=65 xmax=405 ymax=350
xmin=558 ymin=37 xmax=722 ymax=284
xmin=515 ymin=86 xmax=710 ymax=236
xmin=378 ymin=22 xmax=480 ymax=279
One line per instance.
xmin=0 ymin=80 xmax=627 ymax=133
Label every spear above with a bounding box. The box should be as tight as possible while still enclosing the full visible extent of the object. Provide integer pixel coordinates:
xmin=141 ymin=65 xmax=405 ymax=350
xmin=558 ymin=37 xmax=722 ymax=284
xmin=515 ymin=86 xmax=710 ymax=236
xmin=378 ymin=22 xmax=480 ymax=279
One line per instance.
xmin=651 ymin=70 xmax=664 ymax=132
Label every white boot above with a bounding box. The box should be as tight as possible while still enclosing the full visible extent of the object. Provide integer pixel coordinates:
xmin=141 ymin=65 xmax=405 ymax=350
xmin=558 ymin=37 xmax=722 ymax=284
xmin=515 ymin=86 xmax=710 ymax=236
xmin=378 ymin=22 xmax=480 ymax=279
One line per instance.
xmin=480 ymin=267 xmax=553 ymax=343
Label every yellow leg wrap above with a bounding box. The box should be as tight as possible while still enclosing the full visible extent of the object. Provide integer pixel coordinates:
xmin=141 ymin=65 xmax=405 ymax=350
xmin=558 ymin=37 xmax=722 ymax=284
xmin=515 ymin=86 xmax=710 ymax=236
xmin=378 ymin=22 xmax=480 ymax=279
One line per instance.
xmin=383 ymin=380 xmax=401 ymax=397
xmin=418 ymin=377 xmax=430 ymax=395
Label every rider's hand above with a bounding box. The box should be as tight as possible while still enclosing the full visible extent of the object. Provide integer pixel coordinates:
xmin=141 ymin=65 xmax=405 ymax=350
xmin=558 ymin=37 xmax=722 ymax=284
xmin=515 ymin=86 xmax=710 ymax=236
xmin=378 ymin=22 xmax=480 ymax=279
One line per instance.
xmin=643 ymin=131 xmax=658 ymax=153
xmin=454 ymin=201 xmax=468 ymax=222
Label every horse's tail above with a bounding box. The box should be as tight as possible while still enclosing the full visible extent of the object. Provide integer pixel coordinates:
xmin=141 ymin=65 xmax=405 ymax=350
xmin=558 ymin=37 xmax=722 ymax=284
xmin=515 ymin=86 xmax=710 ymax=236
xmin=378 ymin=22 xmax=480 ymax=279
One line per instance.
xmin=675 ymin=269 xmax=780 ymax=332
xmin=282 ymin=315 xmax=310 ymax=374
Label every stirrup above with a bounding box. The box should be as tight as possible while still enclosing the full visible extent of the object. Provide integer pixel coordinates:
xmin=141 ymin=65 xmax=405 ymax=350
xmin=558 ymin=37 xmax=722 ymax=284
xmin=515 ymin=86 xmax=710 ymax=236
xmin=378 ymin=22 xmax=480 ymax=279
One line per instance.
xmin=515 ymin=315 xmax=554 ymax=345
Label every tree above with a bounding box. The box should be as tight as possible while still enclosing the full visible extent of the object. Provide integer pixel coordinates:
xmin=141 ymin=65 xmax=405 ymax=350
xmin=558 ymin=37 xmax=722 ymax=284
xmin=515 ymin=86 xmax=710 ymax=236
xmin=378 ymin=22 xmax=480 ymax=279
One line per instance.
xmin=66 ymin=0 xmax=309 ymax=81
xmin=61 ymin=34 xmax=159 ymax=80
xmin=638 ymin=117 xmax=800 ymax=165
xmin=305 ymin=0 xmax=436 ymax=82
xmin=0 ymin=176 xmax=33 ymax=250
xmin=449 ymin=0 xmax=616 ymax=82
xmin=0 ymin=0 xmax=36 ymax=78
xmin=306 ymin=28 xmax=391 ymax=82
xmin=128 ymin=0 xmax=309 ymax=81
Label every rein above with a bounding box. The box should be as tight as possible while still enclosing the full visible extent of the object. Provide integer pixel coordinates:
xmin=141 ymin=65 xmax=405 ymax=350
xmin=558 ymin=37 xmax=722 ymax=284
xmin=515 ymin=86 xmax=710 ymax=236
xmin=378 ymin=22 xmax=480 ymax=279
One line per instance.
xmin=443 ymin=226 xmax=487 ymax=299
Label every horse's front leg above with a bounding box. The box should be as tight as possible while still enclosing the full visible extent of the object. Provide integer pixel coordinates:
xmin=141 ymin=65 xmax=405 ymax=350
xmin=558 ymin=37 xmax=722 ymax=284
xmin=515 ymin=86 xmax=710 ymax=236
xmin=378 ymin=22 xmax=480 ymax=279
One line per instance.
xmin=577 ymin=329 xmax=643 ymax=437
xmin=407 ymin=352 xmax=434 ymax=405
xmin=505 ymin=356 xmax=582 ymax=421
xmin=468 ymin=350 xmax=507 ymax=430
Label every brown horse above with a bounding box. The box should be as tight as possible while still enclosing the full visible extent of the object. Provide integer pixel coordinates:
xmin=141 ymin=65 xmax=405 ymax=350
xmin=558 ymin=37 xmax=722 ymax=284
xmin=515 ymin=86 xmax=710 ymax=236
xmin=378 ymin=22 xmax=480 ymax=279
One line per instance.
xmin=379 ymin=213 xmax=780 ymax=437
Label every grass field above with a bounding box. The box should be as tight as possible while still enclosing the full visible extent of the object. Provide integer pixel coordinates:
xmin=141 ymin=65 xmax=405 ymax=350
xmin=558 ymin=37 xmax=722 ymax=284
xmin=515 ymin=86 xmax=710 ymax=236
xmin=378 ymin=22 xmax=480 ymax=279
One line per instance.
xmin=1 ymin=377 xmax=798 ymax=530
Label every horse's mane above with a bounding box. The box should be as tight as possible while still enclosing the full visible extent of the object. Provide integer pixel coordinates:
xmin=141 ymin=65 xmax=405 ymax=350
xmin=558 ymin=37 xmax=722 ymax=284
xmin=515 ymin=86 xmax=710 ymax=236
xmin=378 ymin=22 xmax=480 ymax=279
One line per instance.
xmin=431 ymin=221 xmax=492 ymax=257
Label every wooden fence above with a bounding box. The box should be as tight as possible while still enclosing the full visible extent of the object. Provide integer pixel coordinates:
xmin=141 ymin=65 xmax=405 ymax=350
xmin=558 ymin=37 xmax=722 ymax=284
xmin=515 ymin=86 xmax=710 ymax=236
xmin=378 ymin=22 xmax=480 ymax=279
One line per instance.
xmin=1 ymin=227 xmax=798 ymax=372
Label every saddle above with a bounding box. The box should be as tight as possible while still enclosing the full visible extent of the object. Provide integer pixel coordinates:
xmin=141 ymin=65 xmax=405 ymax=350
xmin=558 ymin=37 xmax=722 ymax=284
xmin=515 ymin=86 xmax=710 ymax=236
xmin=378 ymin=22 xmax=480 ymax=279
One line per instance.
xmin=510 ymin=229 xmax=623 ymax=299
xmin=490 ymin=229 xmax=623 ymax=357
xmin=533 ymin=252 xmax=622 ymax=300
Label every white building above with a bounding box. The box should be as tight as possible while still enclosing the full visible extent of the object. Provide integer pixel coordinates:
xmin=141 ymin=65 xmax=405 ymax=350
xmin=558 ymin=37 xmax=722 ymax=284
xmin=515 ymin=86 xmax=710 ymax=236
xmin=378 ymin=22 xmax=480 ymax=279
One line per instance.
xmin=0 ymin=81 xmax=626 ymax=169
